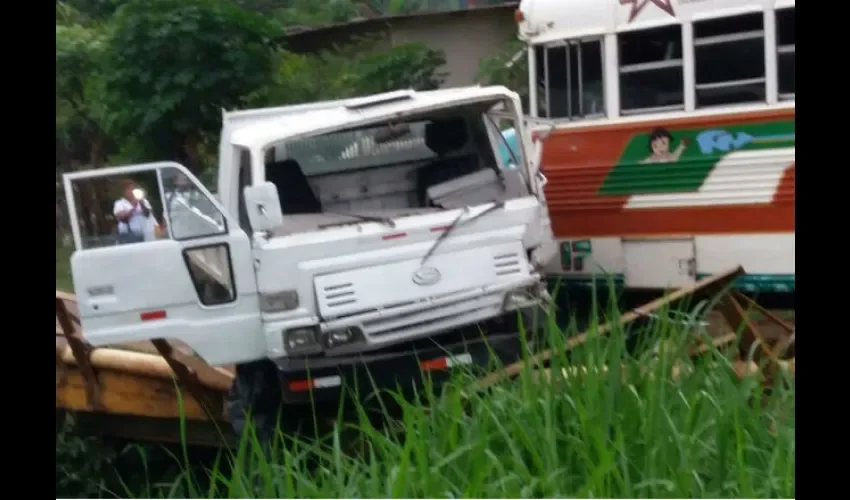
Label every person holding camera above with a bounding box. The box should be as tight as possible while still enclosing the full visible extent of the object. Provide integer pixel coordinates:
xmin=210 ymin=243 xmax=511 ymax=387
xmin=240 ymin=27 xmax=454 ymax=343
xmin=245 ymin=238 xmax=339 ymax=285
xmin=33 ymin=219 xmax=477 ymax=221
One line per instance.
xmin=113 ymin=180 xmax=159 ymax=244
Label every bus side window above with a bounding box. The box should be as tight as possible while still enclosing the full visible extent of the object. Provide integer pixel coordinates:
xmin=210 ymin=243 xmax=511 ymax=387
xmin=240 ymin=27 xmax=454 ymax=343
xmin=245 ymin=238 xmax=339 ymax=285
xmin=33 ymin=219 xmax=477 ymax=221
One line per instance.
xmin=694 ymin=13 xmax=766 ymax=108
xmin=534 ymin=46 xmax=547 ymax=118
xmin=776 ymin=7 xmax=795 ymax=100
xmin=618 ymin=25 xmax=684 ymax=115
xmin=538 ymin=39 xmax=605 ymax=120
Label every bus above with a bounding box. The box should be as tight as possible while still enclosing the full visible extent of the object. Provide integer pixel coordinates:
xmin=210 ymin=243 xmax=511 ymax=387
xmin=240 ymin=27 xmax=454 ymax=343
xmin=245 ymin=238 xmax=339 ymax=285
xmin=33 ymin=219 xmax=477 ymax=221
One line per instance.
xmin=515 ymin=0 xmax=794 ymax=297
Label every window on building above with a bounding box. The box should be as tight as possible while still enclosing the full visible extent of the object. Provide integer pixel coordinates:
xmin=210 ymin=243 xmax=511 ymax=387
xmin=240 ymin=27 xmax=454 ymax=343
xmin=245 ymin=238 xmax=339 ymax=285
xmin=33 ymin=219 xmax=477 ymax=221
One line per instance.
xmin=694 ymin=13 xmax=766 ymax=108
xmin=776 ymin=7 xmax=795 ymax=100
xmin=618 ymin=25 xmax=684 ymax=115
xmin=535 ymin=39 xmax=605 ymax=120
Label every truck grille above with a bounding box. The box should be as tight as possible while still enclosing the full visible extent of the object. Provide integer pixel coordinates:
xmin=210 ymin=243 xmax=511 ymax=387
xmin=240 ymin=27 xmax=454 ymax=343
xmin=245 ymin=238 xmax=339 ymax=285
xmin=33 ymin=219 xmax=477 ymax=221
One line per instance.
xmin=493 ymin=251 xmax=523 ymax=277
xmin=320 ymin=282 xmax=357 ymax=309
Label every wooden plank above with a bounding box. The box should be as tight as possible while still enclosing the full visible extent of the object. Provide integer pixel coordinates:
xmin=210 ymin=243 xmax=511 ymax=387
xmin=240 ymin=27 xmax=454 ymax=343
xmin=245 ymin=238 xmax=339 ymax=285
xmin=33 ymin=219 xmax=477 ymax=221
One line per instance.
xmin=56 ymin=366 xmax=224 ymax=421
xmin=733 ymin=291 xmax=794 ymax=335
xmin=689 ymin=333 xmax=737 ymax=356
xmin=56 ymin=339 xmax=233 ymax=392
xmin=473 ymin=266 xmax=744 ymax=391
xmin=69 ymin=412 xmax=238 ymax=449
xmin=152 ymin=339 xmax=223 ymax=422
xmin=56 ymin=290 xmax=77 ymax=302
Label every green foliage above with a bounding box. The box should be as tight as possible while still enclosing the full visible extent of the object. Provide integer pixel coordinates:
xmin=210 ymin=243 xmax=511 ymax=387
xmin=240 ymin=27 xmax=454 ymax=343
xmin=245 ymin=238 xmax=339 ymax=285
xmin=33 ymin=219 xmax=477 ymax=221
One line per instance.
xmin=78 ymin=300 xmax=794 ymax=498
xmin=56 ymin=3 xmax=113 ymax=168
xmin=55 ymin=22 xmax=106 ymax=127
xmin=60 ymin=0 xmax=132 ymax=22
xmin=477 ymin=38 xmax=528 ymax=105
xmin=57 ymin=0 xmax=447 ymax=176
xmin=251 ymin=38 xmax=446 ymax=107
xmin=356 ymin=42 xmax=447 ymax=93
xmin=273 ymin=0 xmax=360 ymax=27
xmin=101 ymin=0 xmax=281 ymax=169
xmin=56 ymin=415 xmax=119 ymax=498
xmin=231 ymin=0 xmax=289 ymax=15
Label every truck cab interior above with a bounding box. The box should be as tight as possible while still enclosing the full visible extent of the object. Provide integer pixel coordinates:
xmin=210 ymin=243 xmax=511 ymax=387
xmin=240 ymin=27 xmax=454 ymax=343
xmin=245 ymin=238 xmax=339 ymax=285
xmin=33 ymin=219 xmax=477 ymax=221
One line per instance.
xmin=248 ymin=104 xmax=527 ymax=234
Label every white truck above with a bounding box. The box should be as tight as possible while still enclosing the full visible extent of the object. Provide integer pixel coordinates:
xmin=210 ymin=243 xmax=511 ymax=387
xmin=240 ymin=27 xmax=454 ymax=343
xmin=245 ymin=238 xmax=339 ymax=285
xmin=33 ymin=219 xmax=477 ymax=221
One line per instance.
xmin=63 ymin=86 xmax=556 ymax=436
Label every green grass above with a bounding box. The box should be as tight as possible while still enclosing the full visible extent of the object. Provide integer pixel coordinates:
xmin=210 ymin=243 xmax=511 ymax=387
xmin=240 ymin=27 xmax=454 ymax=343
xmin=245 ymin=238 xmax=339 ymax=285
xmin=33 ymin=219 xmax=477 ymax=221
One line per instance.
xmin=74 ymin=299 xmax=792 ymax=499
xmin=57 ymin=245 xmax=74 ymax=291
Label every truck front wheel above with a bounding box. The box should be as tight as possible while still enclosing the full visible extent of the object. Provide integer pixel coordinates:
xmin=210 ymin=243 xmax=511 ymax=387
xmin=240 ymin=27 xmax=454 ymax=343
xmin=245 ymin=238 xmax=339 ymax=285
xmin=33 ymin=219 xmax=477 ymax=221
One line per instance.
xmin=226 ymin=361 xmax=282 ymax=443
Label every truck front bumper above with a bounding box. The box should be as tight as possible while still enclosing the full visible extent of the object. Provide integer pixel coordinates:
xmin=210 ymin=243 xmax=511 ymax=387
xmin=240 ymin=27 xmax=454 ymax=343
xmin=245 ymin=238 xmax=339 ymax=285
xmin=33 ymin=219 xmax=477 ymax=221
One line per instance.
xmin=272 ymin=330 xmax=524 ymax=405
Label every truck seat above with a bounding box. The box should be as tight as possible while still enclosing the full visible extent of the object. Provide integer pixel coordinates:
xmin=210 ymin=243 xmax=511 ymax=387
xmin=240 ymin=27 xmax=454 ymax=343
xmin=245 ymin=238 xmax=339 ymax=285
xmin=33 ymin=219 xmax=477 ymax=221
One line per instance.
xmin=265 ymin=159 xmax=323 ymax=214
xmin=415 ymin=118 xmax=479 ymax=206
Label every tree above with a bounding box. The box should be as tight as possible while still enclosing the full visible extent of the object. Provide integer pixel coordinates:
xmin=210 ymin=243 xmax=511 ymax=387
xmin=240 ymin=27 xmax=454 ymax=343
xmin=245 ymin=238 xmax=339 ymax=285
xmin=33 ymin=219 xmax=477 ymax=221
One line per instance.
xmin=251 ymin=37 xmax=447 ymax=108
xmin=57 ymin=3 xmax=114 ymax=237
xmin=101 ymin=0 xmax=281 ymax=173
xmin=355 ymin=42 xmax=447 ymax=93
xmin=273 ymin=0 xmax=360 ymax=28
xmin=59 ymin=0 xmax=136 ymax=20
xmin=476 ymin=38 xmax=528 ymax=108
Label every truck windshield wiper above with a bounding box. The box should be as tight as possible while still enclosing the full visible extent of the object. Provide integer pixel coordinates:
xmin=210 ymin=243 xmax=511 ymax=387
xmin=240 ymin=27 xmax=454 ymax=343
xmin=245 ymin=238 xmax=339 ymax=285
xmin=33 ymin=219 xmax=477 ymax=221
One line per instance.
xmin=421 ymin=201 xmax=505 ymax=265
xmin=324 ymin=211 xmax=396 ymax=228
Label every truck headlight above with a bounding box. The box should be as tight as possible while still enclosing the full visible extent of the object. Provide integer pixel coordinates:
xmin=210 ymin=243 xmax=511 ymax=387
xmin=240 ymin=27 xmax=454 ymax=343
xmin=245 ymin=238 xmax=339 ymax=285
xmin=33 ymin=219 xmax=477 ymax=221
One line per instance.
xmin=323 ymin=327 xmax=363 ymax=349
xmin=261 ymin=290 xmax=299 ymax=312
xmin=283 ymin=327 xmax=321 ymax=355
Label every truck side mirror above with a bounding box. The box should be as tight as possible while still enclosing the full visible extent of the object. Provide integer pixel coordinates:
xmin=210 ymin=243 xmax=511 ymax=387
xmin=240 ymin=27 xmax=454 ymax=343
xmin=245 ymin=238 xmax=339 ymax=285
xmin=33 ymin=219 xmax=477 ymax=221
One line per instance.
xmin=243 ymin=182 xmax=284 ymax=232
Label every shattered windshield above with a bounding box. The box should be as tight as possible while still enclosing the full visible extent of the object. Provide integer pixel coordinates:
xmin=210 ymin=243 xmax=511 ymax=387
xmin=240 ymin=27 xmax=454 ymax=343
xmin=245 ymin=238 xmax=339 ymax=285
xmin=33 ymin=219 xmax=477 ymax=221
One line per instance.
xmin=277 ymin=120 xmax=434 ymax=176
xmin=161 ymin=170 xmax=226 ymax=239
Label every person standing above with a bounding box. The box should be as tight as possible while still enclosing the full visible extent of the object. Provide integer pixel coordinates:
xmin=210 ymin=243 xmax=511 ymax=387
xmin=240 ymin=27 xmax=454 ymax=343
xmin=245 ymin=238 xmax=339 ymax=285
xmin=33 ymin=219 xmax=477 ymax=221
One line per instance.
xmin=113 ymin=180 xmax=159 ymax=244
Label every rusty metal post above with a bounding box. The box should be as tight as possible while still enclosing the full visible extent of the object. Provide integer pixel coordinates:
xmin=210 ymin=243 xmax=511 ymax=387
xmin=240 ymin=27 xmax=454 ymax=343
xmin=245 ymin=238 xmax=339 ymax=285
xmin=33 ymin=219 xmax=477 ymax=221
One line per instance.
xmin=151 ymin=339 xmax=222 ymax=421
xmin=56 ymin=295 xmax=103 ymax=410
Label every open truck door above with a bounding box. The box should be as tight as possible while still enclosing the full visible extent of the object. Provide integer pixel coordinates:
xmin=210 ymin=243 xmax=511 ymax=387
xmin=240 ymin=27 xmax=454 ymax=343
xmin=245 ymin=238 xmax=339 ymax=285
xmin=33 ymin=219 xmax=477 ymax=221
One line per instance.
xmin=62 ymin=162 xmax=266 ymax=366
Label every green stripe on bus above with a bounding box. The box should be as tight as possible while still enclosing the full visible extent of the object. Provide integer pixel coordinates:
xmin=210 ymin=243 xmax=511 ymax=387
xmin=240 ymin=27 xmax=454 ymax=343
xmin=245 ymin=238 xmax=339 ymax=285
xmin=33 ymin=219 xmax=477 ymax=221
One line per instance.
xmin=550 ymin=274 xmax=794 ymax=293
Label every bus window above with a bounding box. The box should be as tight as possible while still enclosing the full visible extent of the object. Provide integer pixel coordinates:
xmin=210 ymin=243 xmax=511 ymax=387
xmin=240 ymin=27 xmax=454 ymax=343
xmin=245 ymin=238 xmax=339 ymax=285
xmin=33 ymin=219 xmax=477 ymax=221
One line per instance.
xmin=534 ymin=46 xmax=547 ymax=117
xmin=776 ymin=8 xmax=795 ymax=100
xmin=537 ymin=39 xmax=605 ymax=120
xmin=694 ymin=13 xmax=766 ymax=108
xmin=618 ymin=25 xmax=684 ymax=115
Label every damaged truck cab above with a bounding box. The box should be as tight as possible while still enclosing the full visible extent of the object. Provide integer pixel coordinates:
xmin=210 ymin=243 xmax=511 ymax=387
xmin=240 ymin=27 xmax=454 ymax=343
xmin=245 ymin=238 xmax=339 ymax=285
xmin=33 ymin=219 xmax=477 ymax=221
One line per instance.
xmin=63 ymin=86 xmax=556 ymax=435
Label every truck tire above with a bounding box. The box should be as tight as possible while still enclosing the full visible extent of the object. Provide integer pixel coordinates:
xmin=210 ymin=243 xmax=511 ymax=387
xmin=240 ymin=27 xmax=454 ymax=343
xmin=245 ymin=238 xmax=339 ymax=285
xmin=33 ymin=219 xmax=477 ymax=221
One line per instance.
xmin=226 ymin=361 xmax=282 ymax=443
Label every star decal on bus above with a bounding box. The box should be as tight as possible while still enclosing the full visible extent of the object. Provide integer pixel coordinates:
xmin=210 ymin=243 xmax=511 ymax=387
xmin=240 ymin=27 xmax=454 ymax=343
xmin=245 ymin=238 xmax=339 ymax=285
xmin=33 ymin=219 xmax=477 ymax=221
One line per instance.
xmin=619 ymin=0 xmax=676 ymax=23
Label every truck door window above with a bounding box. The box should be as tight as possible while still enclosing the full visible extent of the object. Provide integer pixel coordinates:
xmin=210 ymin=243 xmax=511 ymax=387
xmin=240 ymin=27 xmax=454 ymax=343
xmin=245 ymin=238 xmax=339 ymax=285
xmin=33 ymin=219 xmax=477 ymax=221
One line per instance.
xmin=65 ymin=170 xmax=163 ymax=249
xmin=161 ymin=166 xmax=227 ymax=240
xmin=182 ymin=243 xmax=236 ymax=306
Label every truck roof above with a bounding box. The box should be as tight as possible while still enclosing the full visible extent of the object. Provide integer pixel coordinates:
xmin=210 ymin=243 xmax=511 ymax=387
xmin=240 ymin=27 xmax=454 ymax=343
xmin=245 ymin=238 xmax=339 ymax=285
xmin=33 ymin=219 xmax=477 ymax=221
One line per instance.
xmin=224 ymin=86 xmax=519 ymax=151
xmin=518 ymin=0 xmax=795 ymax=45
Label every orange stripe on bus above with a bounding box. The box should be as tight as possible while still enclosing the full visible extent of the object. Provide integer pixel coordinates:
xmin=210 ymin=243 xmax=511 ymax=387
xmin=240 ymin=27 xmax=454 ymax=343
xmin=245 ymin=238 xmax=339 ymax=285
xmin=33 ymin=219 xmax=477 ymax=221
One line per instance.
xmin=551 ymin=205 xmax=794 ymax=237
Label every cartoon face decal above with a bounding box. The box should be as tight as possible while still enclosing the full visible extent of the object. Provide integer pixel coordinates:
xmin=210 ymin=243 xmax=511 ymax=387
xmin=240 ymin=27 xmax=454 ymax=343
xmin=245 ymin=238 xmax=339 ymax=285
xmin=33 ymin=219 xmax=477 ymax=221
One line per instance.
xmin=642 ymin=127 xmax=689 ymax=164
xmin=650 ymin=132 xmax=670 ymax=155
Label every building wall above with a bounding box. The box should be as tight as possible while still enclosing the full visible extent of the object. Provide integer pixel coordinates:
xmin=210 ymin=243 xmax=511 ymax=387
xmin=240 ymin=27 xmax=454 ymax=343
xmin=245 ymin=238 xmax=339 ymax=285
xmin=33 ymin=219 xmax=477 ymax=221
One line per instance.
xmin=285 ymin=7 xmax=517 ymax=89
xmin=389 ymin=8 xmax=516 ymax=88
